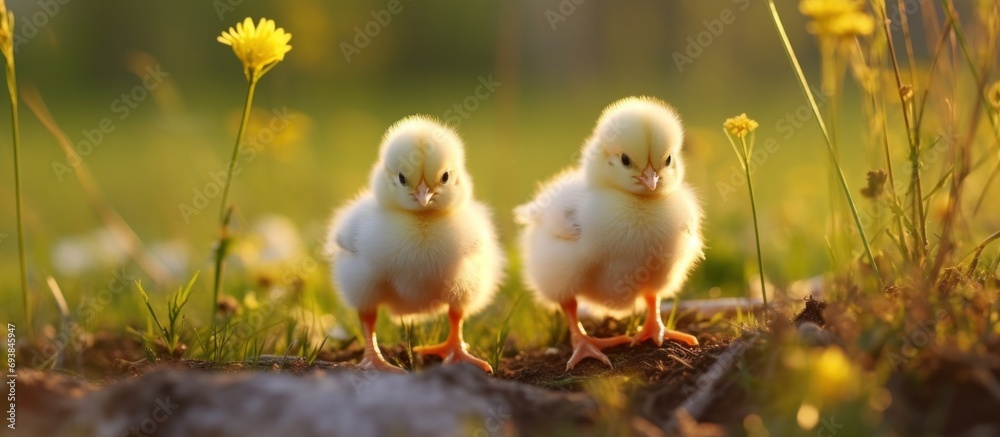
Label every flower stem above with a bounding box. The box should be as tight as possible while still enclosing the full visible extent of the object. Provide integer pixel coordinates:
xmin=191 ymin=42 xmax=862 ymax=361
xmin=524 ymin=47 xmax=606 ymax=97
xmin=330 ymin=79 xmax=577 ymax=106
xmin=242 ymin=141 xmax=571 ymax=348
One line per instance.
xmin=211 ymin=78 xmax=257 ymax=336
xmin=741 ymin=137 xmax=768 ymax=325
xmin=218 ymin=79 xmax=257 ymax=223
xmin=7 ymin=62 xmax=28 ymax=334
xmin=878 ymin=1 xmax=927 ymax=262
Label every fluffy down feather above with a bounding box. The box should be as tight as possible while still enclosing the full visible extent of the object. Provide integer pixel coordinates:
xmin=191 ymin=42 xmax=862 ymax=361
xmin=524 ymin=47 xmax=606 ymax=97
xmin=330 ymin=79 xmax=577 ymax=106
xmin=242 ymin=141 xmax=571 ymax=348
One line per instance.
xmin=328 ymin=116 xmax=505 ymax=320
xmin=515 ymin=97 xmax=704 ymax=315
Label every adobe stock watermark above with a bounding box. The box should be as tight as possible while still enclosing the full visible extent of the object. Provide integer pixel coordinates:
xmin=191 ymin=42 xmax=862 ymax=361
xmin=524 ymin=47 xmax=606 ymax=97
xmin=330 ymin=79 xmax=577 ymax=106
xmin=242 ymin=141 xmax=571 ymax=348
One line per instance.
xmin=212 ymin=0 xmax=244 ymax=21
xmin=178 ymin=107 xmax=297 ymax=224
xmin=855 ymin=134 xmax=949 ymax=230
xmin=51 ymin=64 xmax=170 ymax=182
xmin=815 ymin=415 xmax=845 ymax=437
xmin=31 ymin=269 xmax=137 ymax=368
xmin=672 ymin=0 xmax=751 ymax=73
xmin=681 ymin=344 xmax=737 ymax=398
xmin=887 ymin=0 xmax=930 ymax=31
xmin=885 ymin=309 xmax=948 ymax=371
xmin=346 ymin=366 xmax=383 ymax=395
xmin=603 ymin=242 xmax=682 ymax=310
xmin=681 ymin=334 xmax=756 ymax=401
xmin=388 ymin=72 xmax=501 ymax=174
xmin=11 ymin=0 xmax=72 ymax=54
xmin=340 ymin=0 xmax=412 ymax=64
xmin=463 ymin=405 xmax=511 ymax=437
xmin=441 ymin=74 xmax=501 ymax=131
xmin=514 ymin=115 xmax=630 ymax=224
xmin=222 ymin=239 xmax=324 ymax=352
xmin=120 ymin=397 xmax=180 ymax=437
xmin=6 ymin=323 xmax=15 ymax=431
xmin=545 ymin=0 xmax=589 ymax=31
xmin=716 ymin=84 xmax=829 ymax=202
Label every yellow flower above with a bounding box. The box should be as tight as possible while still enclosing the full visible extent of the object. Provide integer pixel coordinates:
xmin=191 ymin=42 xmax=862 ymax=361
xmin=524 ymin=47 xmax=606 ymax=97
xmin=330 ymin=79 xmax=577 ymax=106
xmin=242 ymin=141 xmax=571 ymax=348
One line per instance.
xmin=242 ymin=292 xmax=260 ymax=312
xmin=217 ymin=17 xmax=292 ymax=82
xmin=0 ymin=0 xmax=15 ymax=64
xmin=799 ymin=0 xmax=857 ymax=19
xmin=826 ymin=11 xmax=875 ymax=37
xmin=813 ymin=348 xmax=859 ymax=402
xmin=723 ymin=113 xmax=759 ymax=139
xmin=800 ymin=0 xmax=874 ymax=38
xmin=988 ymin=81 xmax=1000 ymax=110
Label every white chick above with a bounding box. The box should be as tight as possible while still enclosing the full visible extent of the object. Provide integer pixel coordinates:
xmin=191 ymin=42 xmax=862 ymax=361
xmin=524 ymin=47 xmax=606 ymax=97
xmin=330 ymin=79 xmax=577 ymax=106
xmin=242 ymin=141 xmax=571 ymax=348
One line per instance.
xmin=327 ymin=116 xmax=504 ymax=374
xmin=515 ymin=97 xmax=704 ymax=370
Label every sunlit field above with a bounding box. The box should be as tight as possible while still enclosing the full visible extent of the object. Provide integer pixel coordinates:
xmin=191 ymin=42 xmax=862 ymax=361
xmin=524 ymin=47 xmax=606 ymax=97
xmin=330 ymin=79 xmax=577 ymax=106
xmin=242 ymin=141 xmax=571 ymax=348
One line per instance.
xmin=2 ymin=1 xmax=999 ymax=436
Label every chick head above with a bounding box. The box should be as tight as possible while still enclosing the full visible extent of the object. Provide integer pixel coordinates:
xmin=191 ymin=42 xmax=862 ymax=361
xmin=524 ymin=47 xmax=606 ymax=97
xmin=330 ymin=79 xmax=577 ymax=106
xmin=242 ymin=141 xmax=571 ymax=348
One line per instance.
xmin=372 ymin=116 xmax=471 ymax=212
xmin=582 ymin=97 xmax=685 ymax=196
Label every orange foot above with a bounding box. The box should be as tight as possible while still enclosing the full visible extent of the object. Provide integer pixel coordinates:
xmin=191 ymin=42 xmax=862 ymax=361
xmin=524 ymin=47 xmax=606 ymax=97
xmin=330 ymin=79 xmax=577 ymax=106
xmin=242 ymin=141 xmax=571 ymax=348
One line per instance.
xmin=357 ymin=309 xmax=407 ymax=374
xmin=631 ymin=293 xmax=699 ymax=348
xmin=414 ymin=306 xmax=493 ymax=374
xmin=415 ymin=340 xmax=493 ymax=374
xmin=631 ymin=320 xmax=699 ymax=347
xmin=358 ymin=352 xmax=407 ymax=374
xmin=567 ymin=333 xmax=631 ymax=371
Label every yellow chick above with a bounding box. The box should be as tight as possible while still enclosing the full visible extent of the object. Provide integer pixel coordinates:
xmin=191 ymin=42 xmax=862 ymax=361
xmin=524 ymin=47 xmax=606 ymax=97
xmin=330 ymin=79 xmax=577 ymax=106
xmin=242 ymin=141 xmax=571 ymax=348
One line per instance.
xmin=327 ymin=116 xmax=505 ymax=374
xmin=515 ymin=97 xmax=704 ymax=370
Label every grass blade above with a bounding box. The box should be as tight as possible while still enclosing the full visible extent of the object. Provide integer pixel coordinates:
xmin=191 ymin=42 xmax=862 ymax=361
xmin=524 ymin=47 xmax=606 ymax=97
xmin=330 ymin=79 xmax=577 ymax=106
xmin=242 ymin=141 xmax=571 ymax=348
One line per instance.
xmin=135 ymin=280 xmax=167 ymax=341
xmin=766 ymin=0 xmax=884 ymax=286
xmin=492 ymin=293 xmax=525 ymax=372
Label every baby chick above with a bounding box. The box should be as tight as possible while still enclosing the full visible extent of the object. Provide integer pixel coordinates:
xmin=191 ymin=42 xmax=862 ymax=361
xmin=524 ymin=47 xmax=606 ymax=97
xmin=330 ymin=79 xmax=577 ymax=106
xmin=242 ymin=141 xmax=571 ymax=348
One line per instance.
xmin=515 ymin=97 xmax=704 ymax=370
xmin=327 ymin=116 xmax=504 ymax=374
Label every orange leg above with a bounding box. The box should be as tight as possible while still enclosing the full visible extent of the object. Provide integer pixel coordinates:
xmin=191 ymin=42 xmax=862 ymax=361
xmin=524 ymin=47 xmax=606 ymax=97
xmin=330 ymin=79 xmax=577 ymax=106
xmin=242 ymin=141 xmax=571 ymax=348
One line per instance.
xmin=414 ymin=306 xmax=493 ymax=374
xmin=357 ymin=310 xmax=407 ymax=374
xmin=631 ymin=293 xmax=699 ymax=347
xmin=562 ymin=299 xmax=631 ymax=371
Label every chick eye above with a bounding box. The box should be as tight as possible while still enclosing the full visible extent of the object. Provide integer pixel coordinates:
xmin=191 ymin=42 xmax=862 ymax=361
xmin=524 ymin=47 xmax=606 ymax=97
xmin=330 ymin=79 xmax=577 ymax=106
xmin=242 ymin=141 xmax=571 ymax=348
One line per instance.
xmin=441 ymin=172 xmax=450 ymax=184
xmin=398 ymin=173 xmax=407 ymax=185
xmin=620 ymin=153 xmax=631 ymax=167
xmin=665 ymin=155 xmax=672 ymax=167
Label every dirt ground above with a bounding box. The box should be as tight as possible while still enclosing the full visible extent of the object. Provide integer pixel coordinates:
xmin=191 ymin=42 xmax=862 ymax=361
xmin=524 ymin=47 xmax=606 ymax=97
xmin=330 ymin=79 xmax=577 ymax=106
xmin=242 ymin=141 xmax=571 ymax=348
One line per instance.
xmin=15 ymin=300 xmax=1000 ymax=436
xmin=14 ymin=315 xmax=748 ymax=436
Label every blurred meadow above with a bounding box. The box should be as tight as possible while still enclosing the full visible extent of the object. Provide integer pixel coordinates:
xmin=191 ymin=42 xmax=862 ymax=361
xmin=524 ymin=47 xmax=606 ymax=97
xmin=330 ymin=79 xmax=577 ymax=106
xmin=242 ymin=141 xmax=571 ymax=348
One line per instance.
xmin=1 ymin=1 xmax=879 ymax=326
xmin=2 ymin=0 xmax=1000 ymax=433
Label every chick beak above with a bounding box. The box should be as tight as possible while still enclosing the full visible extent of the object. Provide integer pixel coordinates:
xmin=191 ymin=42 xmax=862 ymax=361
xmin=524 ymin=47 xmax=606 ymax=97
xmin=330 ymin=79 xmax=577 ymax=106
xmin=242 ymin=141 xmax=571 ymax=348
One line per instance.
xmin=638 ymin=164 xmax=659 ymax=191
xmin=415 ymin=180 xmax=433 ymax=206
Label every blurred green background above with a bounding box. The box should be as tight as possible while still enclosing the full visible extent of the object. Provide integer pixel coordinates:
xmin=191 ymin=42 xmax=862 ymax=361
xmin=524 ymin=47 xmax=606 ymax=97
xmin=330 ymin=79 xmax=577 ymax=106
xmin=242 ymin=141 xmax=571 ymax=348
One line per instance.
xmin=0 ymin=0 xmax=991 ymax=335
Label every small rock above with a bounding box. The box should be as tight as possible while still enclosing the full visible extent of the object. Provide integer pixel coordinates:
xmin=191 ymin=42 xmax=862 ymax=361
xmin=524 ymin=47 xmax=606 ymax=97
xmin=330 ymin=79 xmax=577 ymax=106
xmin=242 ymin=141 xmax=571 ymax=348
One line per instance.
xmin=21 ymin=364 xmax=597 ymax=437
xmin=797 ymin=322 xmax=835 ymax=347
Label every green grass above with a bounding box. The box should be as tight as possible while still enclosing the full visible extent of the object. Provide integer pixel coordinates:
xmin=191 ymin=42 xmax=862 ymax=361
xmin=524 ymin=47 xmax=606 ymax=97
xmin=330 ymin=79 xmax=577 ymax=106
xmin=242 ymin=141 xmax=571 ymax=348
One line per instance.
xmin=134 ymin=272 xmax=199 ymax=358
xmin=0 ymin=1 xmax=998 ymax=434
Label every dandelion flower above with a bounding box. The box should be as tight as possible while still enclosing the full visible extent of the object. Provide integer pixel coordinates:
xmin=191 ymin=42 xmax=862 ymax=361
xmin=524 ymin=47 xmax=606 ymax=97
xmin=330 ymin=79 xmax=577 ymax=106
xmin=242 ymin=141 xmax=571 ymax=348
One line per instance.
xmin=988 ymin=81 xmax=1000 ymax=110
xmin=0 ymin=0 xmax=14 ymax=64
xmin=800 ymin=0 xmax=874 ymax=38
xmin=218 ymin=17 xmax=292 ymax=82
xmin=826 ymin=11 xmax=875 ymax=37
xmin=722 ymin=112 xmax=768 ymax=316
xmin=799 ymin=0 xmax=857 ymax=19
xmin=723 ymin=113 xmax=759 ymax=139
